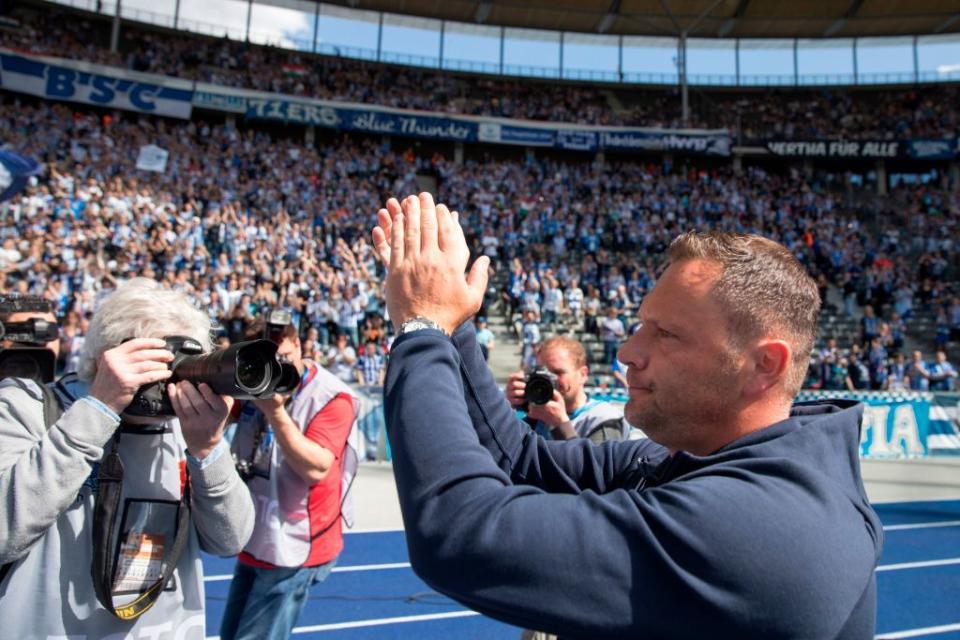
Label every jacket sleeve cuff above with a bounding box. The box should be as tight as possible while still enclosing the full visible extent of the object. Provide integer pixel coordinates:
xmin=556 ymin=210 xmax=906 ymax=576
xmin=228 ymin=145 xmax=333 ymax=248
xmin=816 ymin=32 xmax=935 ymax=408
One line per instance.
xmin=188 ymin=441 xmax=240 ymax=496
xmin=77 ymin=395 xmax=121 ymax=425
xmin=186 ymin=438 xmax=228 ymax=470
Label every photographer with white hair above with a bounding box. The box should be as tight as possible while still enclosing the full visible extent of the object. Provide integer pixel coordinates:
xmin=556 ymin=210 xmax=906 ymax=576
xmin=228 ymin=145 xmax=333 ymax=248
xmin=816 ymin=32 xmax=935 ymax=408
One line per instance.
xmin=0 ymin=278 xmax=254 ymax=640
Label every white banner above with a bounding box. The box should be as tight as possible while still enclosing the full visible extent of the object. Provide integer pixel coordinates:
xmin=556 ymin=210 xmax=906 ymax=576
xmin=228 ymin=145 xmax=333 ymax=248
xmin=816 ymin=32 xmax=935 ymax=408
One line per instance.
xmin=136 ymin=145 xmax=169 ymax=173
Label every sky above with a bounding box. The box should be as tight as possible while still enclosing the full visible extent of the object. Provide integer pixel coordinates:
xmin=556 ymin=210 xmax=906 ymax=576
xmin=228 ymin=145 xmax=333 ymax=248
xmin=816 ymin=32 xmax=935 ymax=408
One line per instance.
xmin=77 ymin=0 xmax=960 ymax=85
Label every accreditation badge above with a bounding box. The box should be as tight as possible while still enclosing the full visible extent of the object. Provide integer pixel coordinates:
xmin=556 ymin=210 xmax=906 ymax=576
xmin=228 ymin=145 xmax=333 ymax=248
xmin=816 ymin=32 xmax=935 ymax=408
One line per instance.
xmin=111 ymin=499 xmax=181 ymax=596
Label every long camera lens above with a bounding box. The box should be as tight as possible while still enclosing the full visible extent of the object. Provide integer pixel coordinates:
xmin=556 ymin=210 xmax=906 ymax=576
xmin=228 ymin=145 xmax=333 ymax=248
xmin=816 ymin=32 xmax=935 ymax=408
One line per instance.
xmin=172 ymin=340 xmax=279 ymax=398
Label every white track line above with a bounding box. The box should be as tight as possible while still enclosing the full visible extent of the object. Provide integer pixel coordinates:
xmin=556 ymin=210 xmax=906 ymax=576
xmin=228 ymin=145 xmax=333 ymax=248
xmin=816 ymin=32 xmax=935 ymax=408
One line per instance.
xmin=292 ymin=610 xmax=480 ymax=633
xmin=330 ymin=562 xmax=411 ymax=573
xmin=884 ymin=519 xmax=960 ymax=531
xmin=876 ymin=557 xmax=960 ymax=572
xmin=875 ymin=621 xmax=960 ymax=638
xmin=205 ymin=562 xmax=412 ymax=582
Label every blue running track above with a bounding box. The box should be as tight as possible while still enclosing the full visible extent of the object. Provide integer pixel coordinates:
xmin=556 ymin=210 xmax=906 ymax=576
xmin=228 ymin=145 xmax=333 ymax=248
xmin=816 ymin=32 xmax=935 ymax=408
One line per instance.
xmin=202 ymin=499 xmax=960 ymax=639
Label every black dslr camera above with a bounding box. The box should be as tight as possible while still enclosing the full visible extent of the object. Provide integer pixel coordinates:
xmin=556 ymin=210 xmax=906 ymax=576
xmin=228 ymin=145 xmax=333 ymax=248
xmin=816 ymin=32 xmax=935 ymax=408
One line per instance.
xmin=126 ymin=335 xmax=298 ymax=418
xmin=524 ymin=368 xmax=558 ymax=406
xmin=0 ymin=296 xmax=60 ymax=384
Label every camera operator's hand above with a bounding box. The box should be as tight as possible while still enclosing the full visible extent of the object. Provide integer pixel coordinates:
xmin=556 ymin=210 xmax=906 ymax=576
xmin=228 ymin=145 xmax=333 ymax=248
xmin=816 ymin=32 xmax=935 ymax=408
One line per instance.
xmin=505 ymin=371 xmax=527 ymax=408
xmin=252 ymin=393 xmax=287 ymax=421
xmin=525 ymin=390 xmax=571 ymax=432
xmin=372 ymin=193 xmax=487 ymax=334
xmin=168 ymin=381 xmax=234 ymax=460
xmin=88 ymin=338 xmax=174 ymax=415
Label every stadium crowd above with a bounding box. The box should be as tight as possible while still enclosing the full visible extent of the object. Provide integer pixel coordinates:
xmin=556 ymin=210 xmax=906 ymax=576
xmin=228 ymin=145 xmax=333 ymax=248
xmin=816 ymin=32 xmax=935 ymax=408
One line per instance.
xmin=0 ymin=94 xmax=957 ymax=392
xmin=1 ymin=3 xmax=959 ymax=139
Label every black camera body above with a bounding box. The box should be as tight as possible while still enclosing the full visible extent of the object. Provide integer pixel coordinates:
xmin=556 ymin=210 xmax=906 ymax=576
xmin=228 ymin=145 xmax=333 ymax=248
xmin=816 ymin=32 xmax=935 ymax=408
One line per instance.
xmin=262 ymin=308 xmax=299 ymax=395
xmin=0 ymin=317 xmax=60 ymax=383
xmin=263 ymin=308 xmax=292 ymax=345
xmin=126 ymin=335 xmax=296 ymax=419
xmin=524 ymin=368 xmax=558 ymax=406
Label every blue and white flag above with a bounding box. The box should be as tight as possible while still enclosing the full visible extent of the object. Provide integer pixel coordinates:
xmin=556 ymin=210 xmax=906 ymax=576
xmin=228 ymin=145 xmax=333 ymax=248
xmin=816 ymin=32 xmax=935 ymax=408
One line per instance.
xmin=0 ymin=150 xmax=41 ymax=202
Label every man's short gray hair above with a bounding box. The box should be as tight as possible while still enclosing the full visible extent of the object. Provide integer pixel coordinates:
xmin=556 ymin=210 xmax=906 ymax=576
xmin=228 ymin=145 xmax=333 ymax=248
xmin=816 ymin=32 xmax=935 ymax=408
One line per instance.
xmin=77 ymin=278 xmax=213 ymax=383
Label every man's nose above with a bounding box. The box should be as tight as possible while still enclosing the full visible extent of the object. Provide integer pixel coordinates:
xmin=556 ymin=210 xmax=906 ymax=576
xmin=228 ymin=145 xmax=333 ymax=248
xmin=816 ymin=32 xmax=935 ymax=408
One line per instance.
xmin=618 ymin=332 xmax=649 ymax=371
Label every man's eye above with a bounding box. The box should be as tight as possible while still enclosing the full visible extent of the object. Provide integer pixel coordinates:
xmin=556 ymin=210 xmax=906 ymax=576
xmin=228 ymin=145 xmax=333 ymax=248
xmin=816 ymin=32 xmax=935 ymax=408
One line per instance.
xmin=658 ymin=329 xmax=674 ymax=339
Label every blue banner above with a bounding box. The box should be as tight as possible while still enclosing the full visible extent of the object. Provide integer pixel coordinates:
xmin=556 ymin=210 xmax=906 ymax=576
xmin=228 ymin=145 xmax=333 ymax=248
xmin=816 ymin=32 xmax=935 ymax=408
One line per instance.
xmin=0 ymin=50 xmax=193 ymax=119
xmin=766 ymin=138 xmax=959 ymax=160
xmin=0 ymin=150 xmax=42 ymax=202
xmin=793 ymin=390 xmax=948 ymax=458
xmin=245 ymin=98 xmax=477 ymax=142
xmin=242 ymin=95 xmax=731 ymax=155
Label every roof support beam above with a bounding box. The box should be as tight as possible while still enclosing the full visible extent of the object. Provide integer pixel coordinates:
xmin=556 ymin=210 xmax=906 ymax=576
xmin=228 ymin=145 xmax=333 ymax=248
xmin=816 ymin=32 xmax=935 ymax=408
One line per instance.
xmin=934 ymin=14 xmax=960 ymax=34
xmin=824 ymin=0 xmax=864 ymax=37
xmin=597 ymin=0 xmax=621 ymax=33
xmin=718 ymin=0 xmax=749 ymax=37
xmin=475 ymin=1 xmax=492 ymax=24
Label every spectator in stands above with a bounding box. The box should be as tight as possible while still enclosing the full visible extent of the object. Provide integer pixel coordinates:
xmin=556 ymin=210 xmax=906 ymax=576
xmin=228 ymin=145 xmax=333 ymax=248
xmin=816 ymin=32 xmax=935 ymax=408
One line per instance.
xmin=822 ymin=354 xmax=848 ymax=391
xmin=324 ymin=333 xmax=358 ymax=385
xmin=540 ymin=277 xmax=563 ymax=329
xmin=223 ymin=318 xmax=357 ymax=640
xmin=599 ymin=306 xmax=627 ymax=365
xmin=372 ymin=199 xmax=881 ymax=638
xmin=583 ymin=285 xmax=602 ymax=336
xmin=564 ymin=277 xmax=584 ymax=328
xmin=867 ymin=337 xmax=889 ymax=390
xmin=887 ymin=311 xmax=906 ymax=353
xmin=861 ymin=305 xmax=881 ymax=347
xmin=506 ymin=335 xmax=628 ymax=443
xmin=355 ymin=340 xmax=386 ymax=389
xmin=886 ymin=352 xmax=909 ymax=391
xmin=847 ymin=350 xmax=871 ymax=390
xmin=906 ymin=350 xmax=932 ymax=391
xmin=520 ymin=310 xmax=540 ymax=370
xmin=928 ymin=350 xmax=958 ymax=392
xmin=474 ymin=316 xmax=495 ymax=362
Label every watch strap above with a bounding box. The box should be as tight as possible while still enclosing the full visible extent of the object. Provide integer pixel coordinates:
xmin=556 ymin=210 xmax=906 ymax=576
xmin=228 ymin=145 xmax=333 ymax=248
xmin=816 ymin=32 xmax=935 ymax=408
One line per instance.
xmin=398 ymin=316 xmax=449 ymax=337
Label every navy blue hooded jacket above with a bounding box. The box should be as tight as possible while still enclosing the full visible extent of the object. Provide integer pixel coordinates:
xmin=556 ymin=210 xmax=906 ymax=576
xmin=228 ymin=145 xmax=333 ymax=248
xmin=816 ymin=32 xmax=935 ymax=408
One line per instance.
xmin=384 ymin=323 xmax=883 ymax=639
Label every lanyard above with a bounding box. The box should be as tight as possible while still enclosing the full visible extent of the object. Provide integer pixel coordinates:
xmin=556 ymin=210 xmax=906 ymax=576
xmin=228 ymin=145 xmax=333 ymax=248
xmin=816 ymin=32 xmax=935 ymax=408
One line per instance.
xmin=91 ymin=432 xmax=191 ymax=621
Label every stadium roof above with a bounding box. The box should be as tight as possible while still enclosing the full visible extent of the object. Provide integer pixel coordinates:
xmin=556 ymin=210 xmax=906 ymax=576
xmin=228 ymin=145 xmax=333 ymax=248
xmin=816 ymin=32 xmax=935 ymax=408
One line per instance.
xmin=316 ymin=0 xmax=960 ymax=39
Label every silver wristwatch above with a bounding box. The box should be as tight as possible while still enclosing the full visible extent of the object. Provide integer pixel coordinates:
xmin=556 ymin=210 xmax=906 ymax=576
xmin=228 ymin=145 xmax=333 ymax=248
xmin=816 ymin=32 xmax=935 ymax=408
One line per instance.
xmin=397 ymin=316 xmax=448 ymax=337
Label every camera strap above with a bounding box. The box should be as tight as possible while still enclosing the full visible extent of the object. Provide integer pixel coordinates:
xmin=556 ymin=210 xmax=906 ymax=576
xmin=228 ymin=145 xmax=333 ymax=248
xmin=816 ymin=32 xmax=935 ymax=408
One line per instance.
xmin=91 ymin=432 xmax=192 ymax=621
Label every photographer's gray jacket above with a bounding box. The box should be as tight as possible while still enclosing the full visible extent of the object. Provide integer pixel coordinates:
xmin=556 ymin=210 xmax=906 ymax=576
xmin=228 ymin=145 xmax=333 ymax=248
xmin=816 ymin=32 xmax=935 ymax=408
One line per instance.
xmin=384 ymin=323 xmax=883 ymax=639
xmin=0 ymin=377 xmax=255 ymax=640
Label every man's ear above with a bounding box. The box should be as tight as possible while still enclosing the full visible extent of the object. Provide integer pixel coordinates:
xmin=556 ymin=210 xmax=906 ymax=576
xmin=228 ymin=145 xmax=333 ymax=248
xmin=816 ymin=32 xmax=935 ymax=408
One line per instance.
xmin=744 ymin=339 xmax=792 ymax=398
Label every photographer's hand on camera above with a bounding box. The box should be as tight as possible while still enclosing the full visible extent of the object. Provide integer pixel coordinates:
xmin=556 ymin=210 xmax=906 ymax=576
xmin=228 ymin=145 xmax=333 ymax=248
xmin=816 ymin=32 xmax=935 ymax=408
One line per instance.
xmin=253 ymin=391 xmax=287 ymax=419
xmin=505 ymin=372 xmax=527 ymax=408
xmin=168 ymin=381 xmax=234 ymax=460
xmin=87 ymin=338 xmax=174 ymax=415
xmin=527 ymin=390 xmax=576 ymax=440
